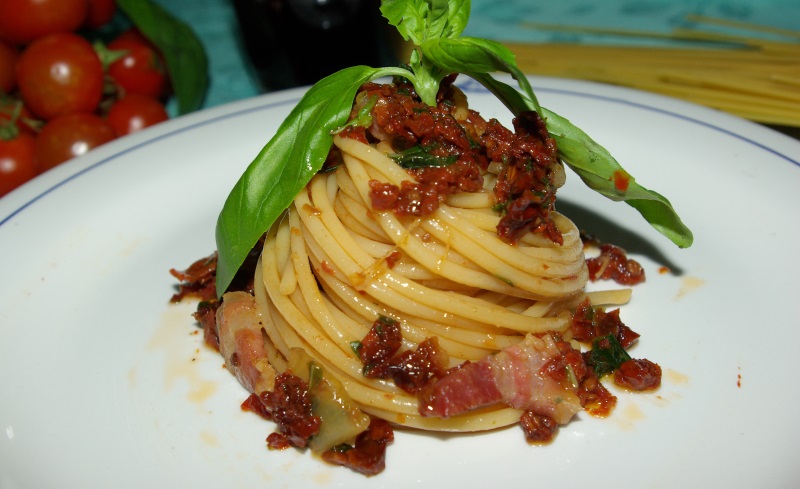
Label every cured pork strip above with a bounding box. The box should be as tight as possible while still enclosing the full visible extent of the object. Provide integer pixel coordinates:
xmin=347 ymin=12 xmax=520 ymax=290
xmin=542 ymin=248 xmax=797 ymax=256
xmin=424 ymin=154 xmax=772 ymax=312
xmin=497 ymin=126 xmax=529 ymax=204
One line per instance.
xmin=419 ymin=333 xmax=582 ymax=425
xmin=216 ymin=291 xmax=276 ymax=394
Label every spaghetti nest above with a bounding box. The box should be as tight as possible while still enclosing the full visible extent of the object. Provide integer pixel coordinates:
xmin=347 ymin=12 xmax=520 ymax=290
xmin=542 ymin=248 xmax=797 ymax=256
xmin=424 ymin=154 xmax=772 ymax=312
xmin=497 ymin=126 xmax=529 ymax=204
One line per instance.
xmin=252 ymin=128 xmax=592 ymax=431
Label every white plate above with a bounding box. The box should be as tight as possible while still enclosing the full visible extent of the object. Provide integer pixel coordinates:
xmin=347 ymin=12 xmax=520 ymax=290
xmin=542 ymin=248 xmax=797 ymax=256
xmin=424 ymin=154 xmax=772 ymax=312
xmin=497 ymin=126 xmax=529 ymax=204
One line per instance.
xmin=1 ymin=76 xmax=799 ymax=489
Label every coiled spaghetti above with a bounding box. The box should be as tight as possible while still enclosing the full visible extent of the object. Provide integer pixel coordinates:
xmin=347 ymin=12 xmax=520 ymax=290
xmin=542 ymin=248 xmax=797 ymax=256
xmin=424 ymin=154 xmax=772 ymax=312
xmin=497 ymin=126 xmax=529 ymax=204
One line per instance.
xmin=252 ymin=132 xmax=602 ymax=431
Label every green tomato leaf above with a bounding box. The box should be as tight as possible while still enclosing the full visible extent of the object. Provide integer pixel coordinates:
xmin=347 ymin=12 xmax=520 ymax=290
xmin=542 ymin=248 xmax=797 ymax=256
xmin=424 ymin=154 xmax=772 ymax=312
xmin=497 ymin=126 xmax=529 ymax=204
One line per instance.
xmin=116 ymin=0 xmax=208 ymax=114
xmin=215 ymin=66 xmax=404 ymax=295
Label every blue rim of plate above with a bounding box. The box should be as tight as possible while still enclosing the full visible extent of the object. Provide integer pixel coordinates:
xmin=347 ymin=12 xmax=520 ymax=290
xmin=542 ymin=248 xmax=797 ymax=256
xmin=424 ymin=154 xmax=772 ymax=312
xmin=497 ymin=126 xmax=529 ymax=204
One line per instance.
xmin=1 ymin=85 xmax=798 ymax=230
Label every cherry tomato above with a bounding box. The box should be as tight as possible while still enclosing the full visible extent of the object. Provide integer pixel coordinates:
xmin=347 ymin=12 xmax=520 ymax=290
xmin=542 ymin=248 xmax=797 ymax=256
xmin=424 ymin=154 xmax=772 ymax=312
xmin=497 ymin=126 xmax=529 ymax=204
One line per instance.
xmin=85 ymin=0 xmax=117 ymax=30
xmin=0 ymin=40 xmax=18 ymax=93
xmin=108 ymin=29 xmax=169 ymax=99
xmin=0 ymin=0 xmax=89 ymax=46
xmin=0 ymin=133 xmax=39 ymax=197
xmin=16 ymin=32 xmax=104 ymax=120
xmin=106 ymin=94 xmax=169 ymax=136
xmin=35 ymin=113 xmax=116 ymax=171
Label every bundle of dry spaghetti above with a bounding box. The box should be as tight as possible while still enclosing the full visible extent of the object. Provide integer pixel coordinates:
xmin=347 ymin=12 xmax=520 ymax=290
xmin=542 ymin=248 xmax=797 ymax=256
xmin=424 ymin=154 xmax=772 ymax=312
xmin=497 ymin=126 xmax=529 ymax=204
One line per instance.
xmin=506 ymin=15 xmax=800 ymax=127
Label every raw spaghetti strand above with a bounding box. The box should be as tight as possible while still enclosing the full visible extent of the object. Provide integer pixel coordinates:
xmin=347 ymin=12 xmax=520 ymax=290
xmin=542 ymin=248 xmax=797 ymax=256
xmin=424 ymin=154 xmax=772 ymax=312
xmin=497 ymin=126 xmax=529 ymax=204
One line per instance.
xmin=510 ymin=17 xmax=800 ymax=126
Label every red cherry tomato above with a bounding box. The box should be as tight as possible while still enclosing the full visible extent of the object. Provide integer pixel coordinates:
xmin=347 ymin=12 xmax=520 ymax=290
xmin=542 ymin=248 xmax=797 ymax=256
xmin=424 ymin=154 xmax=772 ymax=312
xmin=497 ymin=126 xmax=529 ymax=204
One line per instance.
xmin=0 ymin=133 xmax=39 ymax=197
xmin=84 ymin=0 xmax=117 ymax=30
xmin=108 ymin=29 xmax=169 ymax=99
xmin=0 ymin=0 xmax=89 ymax=46
xmin=106 ymin=94 xmax=169 ymax=136
xmin=0 ymin=40 xmax=19 ymax=93
xmin=35 ymin=113 xmax=116 ymax=171
xmin=16 ymin=32 xmax=104 ymax=120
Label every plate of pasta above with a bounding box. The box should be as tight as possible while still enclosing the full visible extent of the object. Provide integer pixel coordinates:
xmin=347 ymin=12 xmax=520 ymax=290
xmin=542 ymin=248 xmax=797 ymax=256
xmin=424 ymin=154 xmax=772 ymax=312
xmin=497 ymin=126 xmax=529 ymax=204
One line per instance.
xmin=1 ymin=75 xmax=799 ymax=489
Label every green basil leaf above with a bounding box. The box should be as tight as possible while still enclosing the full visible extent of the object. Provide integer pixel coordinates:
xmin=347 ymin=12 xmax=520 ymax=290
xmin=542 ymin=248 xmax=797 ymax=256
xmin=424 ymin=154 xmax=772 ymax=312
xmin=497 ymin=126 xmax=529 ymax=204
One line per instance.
xmin=408 ymin=49 xmax=447 ymax=106
xmin=424 ymin=0 xmax=451 ymax=40
xmin=380 ymin=0 xmax=428 ymax=44
xmin=116 ymin=0 xmax=208 ymax=114
xmin=542 ymin=107 xmax=694 ymax=248
xmin=422 ymin=37 xmax=541 ymax=114
xmin=381 ymin=0 xmax=469 ymax=43
xmin=215 ymin=66 xmax=403 ymax=295
xmin=462 ymin=74 xmax=693 ymax=249
xmin=442 ymin=0 xmax=470 ymax=38
xmin=469 ymin=72 xmax=537 ymax=116
xmin=426 ymin=0 xmax=470 ymax=40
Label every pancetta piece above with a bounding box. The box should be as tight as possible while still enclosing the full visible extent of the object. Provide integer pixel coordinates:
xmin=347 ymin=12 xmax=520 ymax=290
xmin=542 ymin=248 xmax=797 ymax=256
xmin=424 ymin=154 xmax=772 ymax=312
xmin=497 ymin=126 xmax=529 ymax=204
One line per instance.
xmin=216 ymin=291 xmax=276 ymax=394
xmin=418 ymin=333 xmax=582 ymax=425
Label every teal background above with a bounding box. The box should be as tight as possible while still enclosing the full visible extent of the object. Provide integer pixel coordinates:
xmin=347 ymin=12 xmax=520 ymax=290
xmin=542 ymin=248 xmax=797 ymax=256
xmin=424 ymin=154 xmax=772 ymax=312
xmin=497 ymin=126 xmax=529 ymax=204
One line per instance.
xmin=152 ymin=0 xmax=798 ymax=110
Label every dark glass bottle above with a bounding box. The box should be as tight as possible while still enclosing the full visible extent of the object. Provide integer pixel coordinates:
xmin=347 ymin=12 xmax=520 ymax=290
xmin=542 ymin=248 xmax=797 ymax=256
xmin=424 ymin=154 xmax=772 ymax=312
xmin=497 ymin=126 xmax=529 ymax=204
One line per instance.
xmin=231 ymin=0 xmax=401 ymax=91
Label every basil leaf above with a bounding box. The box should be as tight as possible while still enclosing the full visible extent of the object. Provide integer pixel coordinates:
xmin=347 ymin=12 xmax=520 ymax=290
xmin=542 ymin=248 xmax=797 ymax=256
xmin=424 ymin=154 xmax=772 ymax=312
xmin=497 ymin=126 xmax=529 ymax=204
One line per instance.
xmin=424 ymin=0 xmax=451 ymax=40
xmin=422 ymin=36 xmax=541 ymax=114
xmin=381 ymin=0 xmax=469 ymax=44
xmin=215 ymin=66 xmax=403 ymax=295
xmin=469 ymin=72 xmax=537 ymax=116
xmin=411 ymin=23 xmax=692 ymax=248
xmin=462 ymin=74 xmax=694 ymax=249
xmin=116 ymin=0 xmax=208 ymax=114
xmin=542 ymin=107 xmax=694 ymax=248
xmin=426 ymin=0 xmax=470 ymax=40
xmin=382 ymin=0 xmax=471 ymax=107
xmin=381 ymin=0 xmax=428 ymax=44
xmin=408 ymin=49 xmax=447 ymax=106
xmin=443 ymin=0 xmax=470 ymax=38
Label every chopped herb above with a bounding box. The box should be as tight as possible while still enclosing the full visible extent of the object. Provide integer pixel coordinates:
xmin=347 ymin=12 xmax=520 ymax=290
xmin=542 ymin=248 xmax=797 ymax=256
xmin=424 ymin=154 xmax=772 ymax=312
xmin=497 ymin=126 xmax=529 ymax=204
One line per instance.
xmin=524 ymin=159 xmax=533 ymax=172
xmin=494 ymin=275 xmax=513 ymax=286
xmin=373 ymin=315 xmax=399 ymax=337
xmin=330 ymin=443 xmax=353 ymax=453
xmin=587 ymin=334 xmax=631 ymax=378
xmin=492 ymin=202 xmax=508 ymax=214
xmin=390 ymin=145 xmax=457 ymax=169
xmin=377 ymin=315 xmax=396 ymax=323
